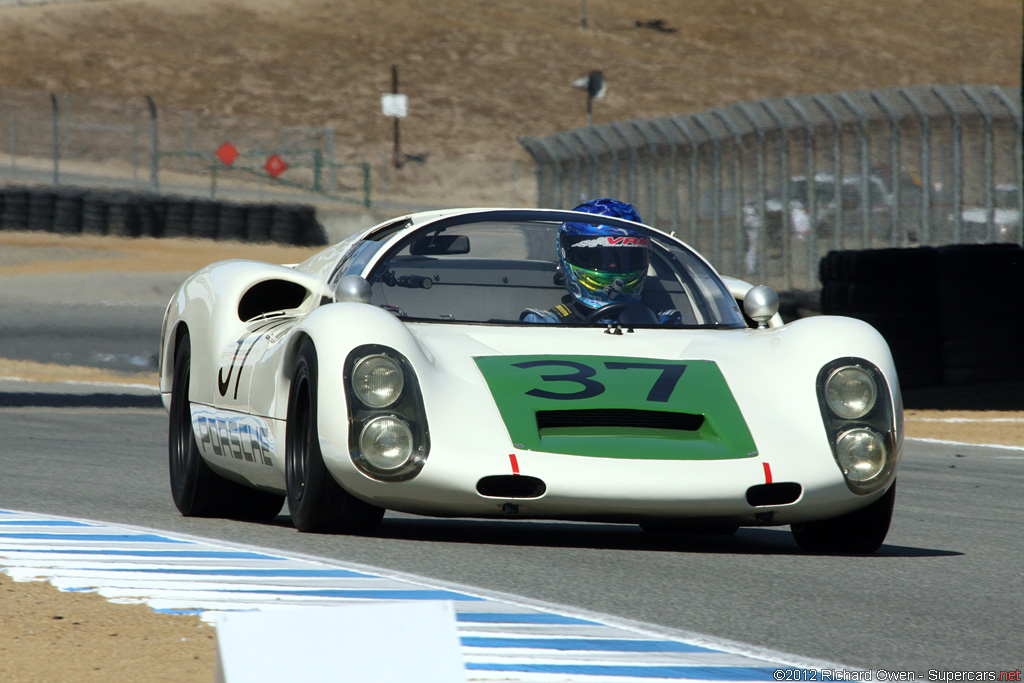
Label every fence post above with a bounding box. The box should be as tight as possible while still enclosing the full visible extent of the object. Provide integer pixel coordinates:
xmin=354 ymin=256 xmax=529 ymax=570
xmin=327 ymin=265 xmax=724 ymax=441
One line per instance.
xmin=610 ymin=122 xmax=638 ymax=206
xmin=762 ymin=101 xmax=795 ymax=289
xmin=517 ymin=136 xmax=546 ymax=207
xmin=990 ymin=86 xmax=1023 ymax=244
xmin=535 ymin=137 xmax=565 ymax=208
xmin=899 ymin=88 xmax=932 ymax=244
xmin=712 ymin=109 xmax=745 ymax=277
xmin=737 ymin=104 xmax=767 ymax=281
xmin=838 ymin=92 xmax=872 ymax=249
xmin=962 ymin=85 xmax=995 ymax=241
xmin=693 ymin=113 xmax=722 ymax=265
xmin=146 ymin=96 xmax=160 ymax=194
xmin=313 ymin=148 xmax=323 ymax=193
xmin=362 ymin=162 xmax=372 ymax=207
xmin=61 ymin=92 xmax=70 ymax=161
xmin=669 ymin=116 xmax=700 ymax=245
xmin=813 ymin=94 xmax=844 ymax=250
xmin=556 ymin=133 xmax=583 ymax=205
xmin=931 ymin=85 xmax=963 ymax=242
xmin=326 ymin=125 xmax=337 ymax=195
xmin=870 ymin=90 xmax=904 ymax=245
xmin=50 ymin=93 xmax=60 ymax=186
xmin=785 ymin=96 xmax=819 ymax=285
xmin=8 ymin=113 xmax=16 ymax=177
xmin=630 ymin=121 xmax=659 ymax=221
xmin=571 ymin=130 xmax=600 ymax=200
xmin=592 ymin=126 xmax=621 ymax=201
xmin=650 ymin=119 xmax=681 ymax=237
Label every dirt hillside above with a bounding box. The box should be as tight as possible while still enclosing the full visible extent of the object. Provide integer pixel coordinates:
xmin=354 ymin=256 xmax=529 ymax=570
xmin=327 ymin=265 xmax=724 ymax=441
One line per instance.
xmin=0 ymin=3 xmax=1020 ymax=682
xmin=0 ymin=0 xmax=1019 ymax=164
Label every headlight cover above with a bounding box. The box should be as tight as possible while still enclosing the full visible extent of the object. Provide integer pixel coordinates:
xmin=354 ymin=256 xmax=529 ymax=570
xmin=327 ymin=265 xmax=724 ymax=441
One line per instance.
xmin=358 ymin=416 xmax=415 ymax=471
xmin=824 ymin=365 xmax=877 ymax=419
xmin=835 ymin=428 xmax=886 ymax=482
xmin=345 ymin=345 xmax=429 ymax=482
xmin=816 ymin=357 xmax=900 ymax=494
xmin=352 ymin=354 xmax=404 ymax=408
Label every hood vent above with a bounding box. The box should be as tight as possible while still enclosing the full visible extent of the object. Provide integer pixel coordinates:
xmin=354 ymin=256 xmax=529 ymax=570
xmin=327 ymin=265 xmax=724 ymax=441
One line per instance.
xmin=536 ymin=409 xmax=704 ymax=432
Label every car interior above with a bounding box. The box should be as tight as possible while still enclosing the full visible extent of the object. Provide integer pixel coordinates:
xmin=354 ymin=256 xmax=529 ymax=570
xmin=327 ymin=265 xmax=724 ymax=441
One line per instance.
xmin=363 ymin=221 xmax=736 ymax=326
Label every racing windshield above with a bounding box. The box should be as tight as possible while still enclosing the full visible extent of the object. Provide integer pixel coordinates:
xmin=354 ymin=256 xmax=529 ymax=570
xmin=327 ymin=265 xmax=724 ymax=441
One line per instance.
xmin=363 ymin=211 xmax=745 ymax=329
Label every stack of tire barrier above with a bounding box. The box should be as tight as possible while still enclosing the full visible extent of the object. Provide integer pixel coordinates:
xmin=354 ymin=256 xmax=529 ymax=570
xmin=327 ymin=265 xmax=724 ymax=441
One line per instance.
xmin=0 ymin=185 xmax=327 ymax=246
xmin=820 ymin=244 xmax=1024 ymax=389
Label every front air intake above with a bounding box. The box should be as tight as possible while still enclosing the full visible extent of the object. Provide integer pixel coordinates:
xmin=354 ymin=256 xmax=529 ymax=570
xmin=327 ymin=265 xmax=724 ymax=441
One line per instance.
xmin=536 ymin=409 xmax=704 ymax=432
xmin=746 ymin=482 xmax=802 ymax=507
xmin=477 ymin=475 xmax=546 ymax=499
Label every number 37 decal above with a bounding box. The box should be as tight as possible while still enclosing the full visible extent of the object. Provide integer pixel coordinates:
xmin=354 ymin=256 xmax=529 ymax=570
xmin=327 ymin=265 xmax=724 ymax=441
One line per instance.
xmin=512 ymin=359 xmax=686 ymax=403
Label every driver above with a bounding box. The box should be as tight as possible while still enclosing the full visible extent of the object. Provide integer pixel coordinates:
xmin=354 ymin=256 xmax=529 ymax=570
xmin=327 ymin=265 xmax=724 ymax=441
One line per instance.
xmin=520 ymin=198 xmax=680 ymax=324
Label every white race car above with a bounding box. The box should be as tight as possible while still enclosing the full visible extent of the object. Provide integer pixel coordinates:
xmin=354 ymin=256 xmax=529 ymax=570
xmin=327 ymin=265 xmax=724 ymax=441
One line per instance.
xmin=159 ymin=208 xmax=903 ymax=553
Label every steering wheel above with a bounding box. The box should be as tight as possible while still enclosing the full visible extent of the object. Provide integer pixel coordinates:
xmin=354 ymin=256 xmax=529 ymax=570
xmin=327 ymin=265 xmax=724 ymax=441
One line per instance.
xmin=582 ymin=301 xmax=656 ymax=325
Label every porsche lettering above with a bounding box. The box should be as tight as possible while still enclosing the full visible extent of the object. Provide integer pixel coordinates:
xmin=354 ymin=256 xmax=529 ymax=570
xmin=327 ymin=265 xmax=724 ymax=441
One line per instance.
xmin=192 ymin=410 xmax=275 ymax=467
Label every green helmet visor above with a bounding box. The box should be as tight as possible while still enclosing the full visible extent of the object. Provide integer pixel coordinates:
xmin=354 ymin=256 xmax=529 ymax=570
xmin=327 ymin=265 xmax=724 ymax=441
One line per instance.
xmin=571 ymin=265 xmax=645 ymax=296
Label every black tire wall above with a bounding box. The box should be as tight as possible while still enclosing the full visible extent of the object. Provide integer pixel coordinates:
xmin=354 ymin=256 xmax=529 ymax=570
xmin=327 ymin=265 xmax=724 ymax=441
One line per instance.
xmin=0 ymin=185 xmax=328 ymax=246
xmin=820 ymin=244 xmax=1024 ymax=389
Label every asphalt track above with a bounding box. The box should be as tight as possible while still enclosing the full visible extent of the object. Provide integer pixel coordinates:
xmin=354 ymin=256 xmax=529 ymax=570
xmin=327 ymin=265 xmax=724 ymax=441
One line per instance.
xmin=0 ymin=404 xmax=1020 ymax=673
xmin=1 ymin=263 xmax=1021 ymax=674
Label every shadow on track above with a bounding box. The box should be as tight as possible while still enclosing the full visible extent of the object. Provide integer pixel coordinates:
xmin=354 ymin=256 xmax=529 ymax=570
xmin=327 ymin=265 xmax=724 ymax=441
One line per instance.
xmin=248 ymin=514 xmax=962 ymax=558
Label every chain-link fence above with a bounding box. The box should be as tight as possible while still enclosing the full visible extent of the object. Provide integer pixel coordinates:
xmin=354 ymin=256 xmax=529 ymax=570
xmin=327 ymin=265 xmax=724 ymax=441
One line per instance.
xmin=0 ymin=88 xmax=371 ymax=207
xmin=519 ymin=84 xmax=1023 ymax=290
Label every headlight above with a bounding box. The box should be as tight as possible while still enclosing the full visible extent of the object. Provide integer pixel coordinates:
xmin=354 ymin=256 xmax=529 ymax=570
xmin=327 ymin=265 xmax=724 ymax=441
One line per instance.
xmin=358 ymin=416 xmax=414 ymax=471
xmin=835 ymin=429 xmax=887 ymax=482
xmin=352 ymin=354 xmax=404 ymax=408
xmin=345 ymin=345 xmax=430 ymax=482
xmin=824 ymin=365 xmax=877 ymax=419
xmin=816 ymin=357 xmax=900 ymax=495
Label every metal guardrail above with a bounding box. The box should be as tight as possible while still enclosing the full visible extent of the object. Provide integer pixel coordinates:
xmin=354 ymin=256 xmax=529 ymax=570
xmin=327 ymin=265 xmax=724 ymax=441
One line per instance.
xmin=520 ymin=84 xmax=1023 ymax=290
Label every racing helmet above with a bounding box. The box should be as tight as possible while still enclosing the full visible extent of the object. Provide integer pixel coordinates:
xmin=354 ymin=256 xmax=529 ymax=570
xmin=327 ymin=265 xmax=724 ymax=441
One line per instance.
xmin=558 ymin=198 xmax=650 ymax=309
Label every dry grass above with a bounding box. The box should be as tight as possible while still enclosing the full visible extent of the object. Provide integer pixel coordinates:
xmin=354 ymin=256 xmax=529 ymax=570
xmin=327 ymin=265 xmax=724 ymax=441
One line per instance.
xmin=0 ymin=5 xmax=1019 ymax=682
xmin=0 ymin=0 xmax=1019 ymax=164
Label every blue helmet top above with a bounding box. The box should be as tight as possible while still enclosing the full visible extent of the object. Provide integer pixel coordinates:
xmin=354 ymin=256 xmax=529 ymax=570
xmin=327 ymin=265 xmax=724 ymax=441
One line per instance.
xmin=565 ymin=197 xmax=643 ymax=225
xmin=557 ymin=198 xmax=649 ymax=309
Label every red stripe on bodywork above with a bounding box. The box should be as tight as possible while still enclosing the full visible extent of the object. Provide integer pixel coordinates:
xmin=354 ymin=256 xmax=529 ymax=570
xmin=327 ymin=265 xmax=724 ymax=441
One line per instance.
xmin=509 ymin=453 xmax=520 ymax=475
xmin=763 ymin=462 xmax=773 ymax=484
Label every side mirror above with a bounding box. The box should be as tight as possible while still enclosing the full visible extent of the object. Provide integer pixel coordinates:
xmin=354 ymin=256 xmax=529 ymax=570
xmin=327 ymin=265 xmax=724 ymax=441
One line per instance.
xmin=335 ymin=275 xmax=372 ymax=304
xmin=743 ymin=285 xmax=779 ymax=329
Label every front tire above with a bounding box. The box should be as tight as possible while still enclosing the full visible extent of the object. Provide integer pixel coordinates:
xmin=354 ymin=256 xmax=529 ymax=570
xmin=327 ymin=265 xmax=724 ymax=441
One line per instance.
xmin=791 ymin=481 xmax=896 ymax=554
xmin=168 ymin=333 xmax=284 ymax=520
xmin=286 ymin=339 xmax=384 ymax=534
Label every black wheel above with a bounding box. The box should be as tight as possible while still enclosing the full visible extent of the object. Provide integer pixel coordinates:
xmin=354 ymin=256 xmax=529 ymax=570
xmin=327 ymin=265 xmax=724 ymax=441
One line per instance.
xmin=169 ymin=334 xmax=284 ymax=520
xmin=286 ymin=339 xmax=385 ymax=534
xmin=791 ymin=481 xmax=896 ymax=554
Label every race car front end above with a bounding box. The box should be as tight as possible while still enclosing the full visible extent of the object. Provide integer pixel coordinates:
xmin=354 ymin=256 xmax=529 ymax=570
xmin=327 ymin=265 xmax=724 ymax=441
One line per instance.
xmin=314 ymin=315 xmax=902 ymax=537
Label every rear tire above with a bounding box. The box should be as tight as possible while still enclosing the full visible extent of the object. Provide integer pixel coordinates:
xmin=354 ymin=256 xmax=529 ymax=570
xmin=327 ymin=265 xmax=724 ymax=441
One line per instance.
xmin=168 ymin=333 xmax=284 ymax=520
xmin=791 ymin=482 xmax=895 ymax=554
xmin=286 ymin=339 xmax=384 ymax=534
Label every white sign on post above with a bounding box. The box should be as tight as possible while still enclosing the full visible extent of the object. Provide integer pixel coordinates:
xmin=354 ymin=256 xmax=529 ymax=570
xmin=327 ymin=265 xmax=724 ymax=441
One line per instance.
xmin=381 ymin=93 xmax=408 ymax=118
xmin=215 ymin=601 xmax=466 ymax=683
